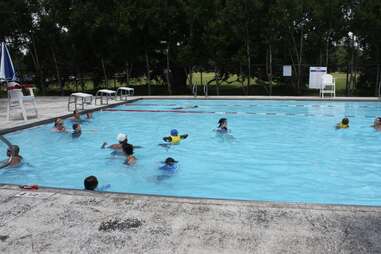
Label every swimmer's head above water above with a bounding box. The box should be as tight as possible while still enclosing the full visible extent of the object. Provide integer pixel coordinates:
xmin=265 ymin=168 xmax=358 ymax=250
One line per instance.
xmin=336 ymin=117 xmax=349 ymax=129
xmin=84 ymin=176 xmax=98 ymax=191
xmin=218 ymin=118 xmax=228 ymax=130
xmin=6 ymin=145 xmax=20 ymax=157
xmin=73 ymin=110 xmax=81 ymax=120
xmin=164 ymin=157 xmax=178 ymax=166
xmin=374 ymin=117 xmax=381 ymax=127
xmin=117 ymin=133 xmax=128 ymax=143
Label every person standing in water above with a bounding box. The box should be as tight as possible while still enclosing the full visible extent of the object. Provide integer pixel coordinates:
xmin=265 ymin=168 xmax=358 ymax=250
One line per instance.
xmin=0 ymin=145 xmax=23 ymax=169
xmin=216 ymin=118 xmax=229 ymax=133
xmin=72 ymin=123 xmax=82 ymax=138
xmin=372 ymin=117 xmax=381 ymax=131
xmin=53 ymin=118 xmax=66 ymax=132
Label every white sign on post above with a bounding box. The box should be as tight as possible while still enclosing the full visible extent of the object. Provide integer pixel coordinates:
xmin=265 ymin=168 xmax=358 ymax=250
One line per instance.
xmin=283 ymin=65 xmax=292 ymax=77
xmin=309 ymin=67 xmax=327 ymax=89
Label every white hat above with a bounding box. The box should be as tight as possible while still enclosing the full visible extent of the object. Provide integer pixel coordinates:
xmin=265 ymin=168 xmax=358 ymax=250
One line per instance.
xmin=117 ymin=133 xmax=127 ymax=142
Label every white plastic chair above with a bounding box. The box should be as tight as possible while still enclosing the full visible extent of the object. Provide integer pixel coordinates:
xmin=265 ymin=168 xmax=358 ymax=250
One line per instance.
xmin=68 ymin=92 xmax=93 ymax=111
xmin=116 ymin=87 xmax=134 ymax=101
xmin=95 ymin=89 xmax=116 ymax=105
xmin=320 ymin=74 xmax=336 ymax=98
xmin=7 ymin=88 xmax=38 ymax=121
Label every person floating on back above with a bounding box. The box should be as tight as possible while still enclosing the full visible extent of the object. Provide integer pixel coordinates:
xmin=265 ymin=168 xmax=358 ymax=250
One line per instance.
xmin=72 ymin=123 xmax=82 ymax=138
xmin=123 ymin=143 xmax=137 ymax=166
xmin=53 ymin=118 xmax=66 ymax=132
xmin=84 ymin=176 xmax=110 ymax=191
xmin=0 ymin=145 xmax=23 ymax=169
xmin=162 ymin=129 xmax=188 ymax=145
xmin=371 ymin=117 xmax=381 ymax=131
xmin=336 ymin=117 xmax=349 ymax=129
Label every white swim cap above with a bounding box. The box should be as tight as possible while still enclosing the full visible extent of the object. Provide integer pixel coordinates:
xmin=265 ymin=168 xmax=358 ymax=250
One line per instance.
xmin=117 ymin=133 xmax=127 ymax=142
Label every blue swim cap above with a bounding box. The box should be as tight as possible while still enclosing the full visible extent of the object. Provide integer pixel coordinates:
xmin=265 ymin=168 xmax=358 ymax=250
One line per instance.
xmin=170 ymin=129 xmax=178 ymax=136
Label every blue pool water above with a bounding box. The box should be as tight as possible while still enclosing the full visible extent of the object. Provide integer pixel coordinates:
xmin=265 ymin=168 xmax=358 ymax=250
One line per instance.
xmin=1 ymin=99 xmax=381 ymax=206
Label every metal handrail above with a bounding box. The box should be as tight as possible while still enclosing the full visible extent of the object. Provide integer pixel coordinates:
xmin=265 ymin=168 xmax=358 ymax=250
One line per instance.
xmin=0 ymin=135 xmax=12 ymax=169
xmin=192 ymin=83 xmax=197 ymax=97
xmin=0 ymin=135 xmax=12 ymax=148
xmin=203 ymin=83 xmax=208 ymax=97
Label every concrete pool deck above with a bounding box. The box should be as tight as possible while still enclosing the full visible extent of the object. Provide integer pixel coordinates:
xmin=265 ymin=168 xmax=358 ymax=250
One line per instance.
xmin=0 ymin=95 xmax=381 ymax=253
xmin=0 ymin=185 xmax=380 ymax=254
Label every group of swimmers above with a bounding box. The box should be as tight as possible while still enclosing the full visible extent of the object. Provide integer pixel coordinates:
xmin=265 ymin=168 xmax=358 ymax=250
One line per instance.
xmin=3 ymin=107 xmax=381 ymax=190
xmin=53 ymin=110 xmax=93 ymax=137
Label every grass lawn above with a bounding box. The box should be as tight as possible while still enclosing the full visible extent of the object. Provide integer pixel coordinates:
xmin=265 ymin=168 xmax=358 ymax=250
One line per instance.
xmin=4 ymin=72 xmax=347 ymax=97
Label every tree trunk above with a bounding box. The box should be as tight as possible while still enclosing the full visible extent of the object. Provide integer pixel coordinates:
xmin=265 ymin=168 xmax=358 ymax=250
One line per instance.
xmin=297 ymin=27 xmax=304 ymax=94
xmin=166 ymin=46 xmax=172 ymax=95
xmin=267 ymin=44 xmax=273 ymax=96
xmin=376 ymin=64 xmax=380 ymax=97
xmin=215 ymin=66 xmax=220 ymax=95
xmin=345 ymin=64 xmax=350 ymax=96
xmin=30 ymin=34 xmax=45 ymax=95
xmin=325 ymin=33 xmax=330 ymax=67
xmin=51 ymin=47 xmax=63 ymax=95
xmin=171 ymin=66 xmax=187 ymax=93
xmin=125 ymin=62 xmax=130 ymax=86
xmin=246 ymin=25 xmax=251 ymax=96
xmin=101 ymin=57 xmax=108 ymax=88
xmin=145 ymin=51 xmax=151 ymax=95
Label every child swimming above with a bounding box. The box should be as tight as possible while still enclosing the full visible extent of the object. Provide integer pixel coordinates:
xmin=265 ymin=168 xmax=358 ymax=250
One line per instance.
xmin=160 ymin=129 xmax=188 ymax=147
xmin=123 ymin=143 xmax=137 ymax=165
xmin=72 ymin=123 xmax=82 ymax=138
xmin=336 ymin=118 xmax=349 ymax=129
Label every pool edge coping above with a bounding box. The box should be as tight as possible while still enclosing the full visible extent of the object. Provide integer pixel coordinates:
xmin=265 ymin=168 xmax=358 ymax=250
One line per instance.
xmin=1 ymin=184 xmax=380 ymax=212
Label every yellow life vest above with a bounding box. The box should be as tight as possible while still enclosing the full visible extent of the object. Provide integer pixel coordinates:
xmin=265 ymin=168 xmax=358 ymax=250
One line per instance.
xmin=170 ymin=135 xmax=181 ymax=144
xmin=339 ymin=123 xmax=349 ymax=128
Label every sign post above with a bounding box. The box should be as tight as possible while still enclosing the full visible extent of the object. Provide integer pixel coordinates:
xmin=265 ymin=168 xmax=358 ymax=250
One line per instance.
xmin=309 ymin=67 xmax=327 ymax=89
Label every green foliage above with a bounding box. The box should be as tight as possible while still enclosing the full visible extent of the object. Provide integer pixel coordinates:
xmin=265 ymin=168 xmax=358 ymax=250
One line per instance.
xmin=1 ymin=0 xmax=380 ymax=95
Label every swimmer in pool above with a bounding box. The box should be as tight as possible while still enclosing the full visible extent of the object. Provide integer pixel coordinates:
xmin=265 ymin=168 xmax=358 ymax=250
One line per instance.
xmin=172 ymin=105 xmax=198 ymax=110
xmin=0 ymin=145 xmax=23 ymax=169
xmin=154 ymin=157 xmax=178 ymax=182
xmin=84 ymin=176 xmax=111 ymax=191
xmin=216 ymin=118 xmax=229 ymax=133
xmin=101 ymin=133 xmax=142 ymax=150
xmin=71 ymin=110 xmax=81 ymax=122
xmin=161 ymin=129 xmax=188 ymax=146
xmin=336 ymin=117 xmax=349 ymax=129
xmin=159 ymin=157 xmax=178 ymax=174
xmin=123 ymin=143 xmax=137 ymax=165
xmin=72 ymin=123 xmax=82 ymax=138
xmin=53 ymin=118 xmax=66 ymax=132
xmin=371 ymin=117 xmax=381 ymax=131
xmin=86 ymin=112 xmax=93 ymax=119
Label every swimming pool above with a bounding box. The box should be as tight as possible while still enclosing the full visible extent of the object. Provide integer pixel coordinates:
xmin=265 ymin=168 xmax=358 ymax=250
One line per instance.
xmin=1 ymin=99 xmax=381 ymax=206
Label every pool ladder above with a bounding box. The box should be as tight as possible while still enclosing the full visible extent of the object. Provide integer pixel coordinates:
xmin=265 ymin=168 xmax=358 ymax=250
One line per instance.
xmin=192 ymin=83 xmax=208 ymax=97
xmin=0 ymin=135 xmax=12 ymax=169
